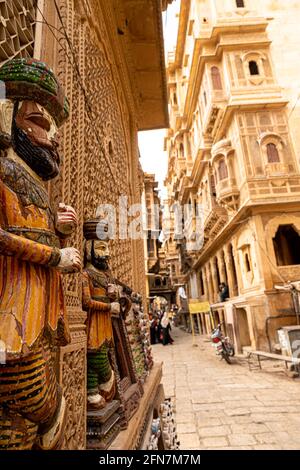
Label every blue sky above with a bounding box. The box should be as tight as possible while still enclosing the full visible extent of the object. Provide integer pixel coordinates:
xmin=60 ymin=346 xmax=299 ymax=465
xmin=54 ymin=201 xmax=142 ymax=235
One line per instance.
xmin=138 ymin=0 xmax=180 ymax=201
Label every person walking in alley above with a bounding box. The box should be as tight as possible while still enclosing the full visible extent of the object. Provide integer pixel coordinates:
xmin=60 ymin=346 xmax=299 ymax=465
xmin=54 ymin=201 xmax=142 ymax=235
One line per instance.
xmin=161 ymin=311 xmax=174 ymax=346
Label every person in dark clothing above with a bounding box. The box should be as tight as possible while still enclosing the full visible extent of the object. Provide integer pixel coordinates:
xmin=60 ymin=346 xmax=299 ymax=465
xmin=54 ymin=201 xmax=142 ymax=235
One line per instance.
xmin=150 ymin=316 xmax=158 ymax=344
xmin=161 ymin=312 xmax=174 ymax=346
xmin=156 ymin=310 xmax=163 ymax=343
xmin=219 ymin=282 xmax=229 ymax=302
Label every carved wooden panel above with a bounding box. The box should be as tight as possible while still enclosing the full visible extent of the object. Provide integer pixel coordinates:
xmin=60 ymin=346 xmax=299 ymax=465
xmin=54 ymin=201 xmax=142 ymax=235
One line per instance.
xmin=59 ymin=337 xmax=87 ymax=450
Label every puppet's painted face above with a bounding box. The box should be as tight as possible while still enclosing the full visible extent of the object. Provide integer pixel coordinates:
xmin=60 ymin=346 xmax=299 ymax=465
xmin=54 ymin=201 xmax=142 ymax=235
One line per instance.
xmin=12 ymin=100 xmax=61 ymax=180
xmin=91 ymin=240 xmax=110 ymax=271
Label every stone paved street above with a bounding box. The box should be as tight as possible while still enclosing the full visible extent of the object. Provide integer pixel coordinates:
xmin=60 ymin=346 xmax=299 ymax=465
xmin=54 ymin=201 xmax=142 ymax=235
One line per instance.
xmin=152 ymin=327 xmax=300 ymax=450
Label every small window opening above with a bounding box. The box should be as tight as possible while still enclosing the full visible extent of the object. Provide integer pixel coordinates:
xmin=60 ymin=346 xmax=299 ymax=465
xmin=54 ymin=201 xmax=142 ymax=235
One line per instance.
xmin=273 ymin=225 xmax=300 ymax=266
xmin=179 ymin=143 xmax=184 ymax=158
xmin=249 ymin=60 xmax=260 ymax=76
xmin=245 ymin=253 xmax=251 ymax=272
xmin=199 ymin=270 xmax=205 ymax=296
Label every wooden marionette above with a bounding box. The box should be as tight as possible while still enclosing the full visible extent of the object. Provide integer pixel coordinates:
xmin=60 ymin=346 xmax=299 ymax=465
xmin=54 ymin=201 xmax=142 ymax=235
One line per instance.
xmin=0 ymin=58 xmax=81 ymax=450
xmin=83 ymin=219 xmax=142 ymax=448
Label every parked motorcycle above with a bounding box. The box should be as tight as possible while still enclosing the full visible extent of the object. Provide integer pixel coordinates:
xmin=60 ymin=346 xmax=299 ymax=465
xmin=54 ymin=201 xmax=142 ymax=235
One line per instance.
xmin=211 ymin=322 xmax=235 ymax=364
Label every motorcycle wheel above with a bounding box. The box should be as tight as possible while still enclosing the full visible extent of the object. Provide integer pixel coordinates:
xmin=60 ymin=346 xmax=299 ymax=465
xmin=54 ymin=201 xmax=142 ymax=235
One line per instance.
xmin=224 ymin=341 xmax=235 ymax=357
xmin=222 ymin=351 xmax=231 ymax=364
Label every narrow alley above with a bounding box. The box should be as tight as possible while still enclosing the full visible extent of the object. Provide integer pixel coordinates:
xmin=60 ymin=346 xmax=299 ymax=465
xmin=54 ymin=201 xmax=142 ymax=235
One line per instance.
xmin=152 ymin=327 xmax=300 ymax=451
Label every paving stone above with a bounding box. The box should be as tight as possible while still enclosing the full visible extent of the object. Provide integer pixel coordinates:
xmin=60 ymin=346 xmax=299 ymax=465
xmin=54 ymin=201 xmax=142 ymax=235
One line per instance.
xmin=265 ymin=421 xmax=288 ymax=432
xmin=228 ymin=434 xmax=257 ymax=446
xmin=153 ymin=327 xmax=300 ymax=453
xmin=197 ymin=416 xmax=222 ymax=428
xmin=224 ymin=400 xmax=260 ymax=409
xmin=176 ymin=413 xmax=195 ymax=424
xmin=221 ymin=394 xmax=256 ymax=401
xmin=225 ymin=408 xmax=251 ymax=417
xmin=198 ymin=425 xmax=231 ymax=438
xmin=176 ymin=389 xmax=190 ymax=398
xmin=273 ymin=431 xmax=293 ymax=443
xmin=193 ymin=403 xmax=226 ymax=412
xmin=284 ymin=413 xmax=300 ymax=423
xmin=179 ymin=433 xmax=201 ymax=450
xmin=251 ymin=413 xmax=287 ymax=422
xmin=255 ymin=433 xmax=280 ymax=444
xmin=201 ymin=437 xmax=228 ymax=448
xmin=214 ymin=446 xmax=254 ymax=450
xmin=250 ymin=406 xmax=294 ymax=414
xmin=191 ymin=395 xmax=223 ymax=404
xmin=233 ymin=416 xmax=258 ymax=424
xmin=280 ymin=443 xmax=300 ymax=450
xmin=177 ymin=422 xmax=197 ymax=434
xmin=175 ymin=405 xmax=193 ymax=414
xmin=253 ymin=445 xmax=283 ymax=450
xmin=230 ymin=423 xmax=269 ymax=434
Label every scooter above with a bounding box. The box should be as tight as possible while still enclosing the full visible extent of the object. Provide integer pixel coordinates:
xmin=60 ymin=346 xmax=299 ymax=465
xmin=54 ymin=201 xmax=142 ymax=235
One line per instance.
xmin=211 ymin=322 xmax=235 ymax=364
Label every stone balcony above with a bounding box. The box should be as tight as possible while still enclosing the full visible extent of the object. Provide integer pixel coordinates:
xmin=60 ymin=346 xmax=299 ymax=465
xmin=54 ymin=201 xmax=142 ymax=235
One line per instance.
xmin=204 ymin=204 xmax=228 ymax=239
xmin=169 ymin=105 xmax=183 ymax=133
xmin=176 ymin=157 xmax=187 ymax=175
xmin=216 ymin=177 xmax=240 ymax=210
xmin=203 ymin=90 xmax=227 ymax=137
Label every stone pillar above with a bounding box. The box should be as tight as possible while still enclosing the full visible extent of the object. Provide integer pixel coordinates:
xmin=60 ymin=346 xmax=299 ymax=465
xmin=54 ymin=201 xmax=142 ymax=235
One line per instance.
xmin=224 ymin=245 xmax=235 ymax=298
xmin=218 ymin=251 xmax=227 ymax=284
xmin=210 ymin=260 xmax=220 ymax=304
xmin=224 ymin=244 xmax=240 ymax=297
xmin=231 ymin=243 xmax=242 ymax=296
xmin=205 ymin=265 xmax=214 ymax=304
xmin=202 ymin=267 xmax=209 ymax=301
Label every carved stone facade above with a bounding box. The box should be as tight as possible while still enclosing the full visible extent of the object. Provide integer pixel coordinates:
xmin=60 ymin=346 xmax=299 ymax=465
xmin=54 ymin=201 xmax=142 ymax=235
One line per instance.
xmin=0 ymin=0 xmax=168 ymax=449
xmin=143 ymin=173 xmax=177 ymax=311
xmin=164 ymin=0 xmax=300 ymax=353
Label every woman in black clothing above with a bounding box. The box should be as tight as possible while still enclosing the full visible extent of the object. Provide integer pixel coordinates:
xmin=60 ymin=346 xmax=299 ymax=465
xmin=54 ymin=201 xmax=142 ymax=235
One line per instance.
xmin=161 ymin=312 xmax=174 ymax=346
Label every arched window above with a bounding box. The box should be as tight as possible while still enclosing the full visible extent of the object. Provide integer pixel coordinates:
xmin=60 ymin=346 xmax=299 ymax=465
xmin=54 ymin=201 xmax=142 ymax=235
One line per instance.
xmin=203 ymin=91 xmax=207 ymax=106
xmin=173 ymin=92 xmax=178 ymax=106
xmin=211 ymin=66 xmax=222 ymax=90
xmin=236 ymin=0 xmax=245 ymax=7
xmin=249 ymin=60 xmax=259 ymax=76
xmin=218 ymin=160 xmax=228 ymax=180
xmin=179 ymin=143 xmax=184 ymax=158
xmin=266 ymin=143 xmax=280 ymax=163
